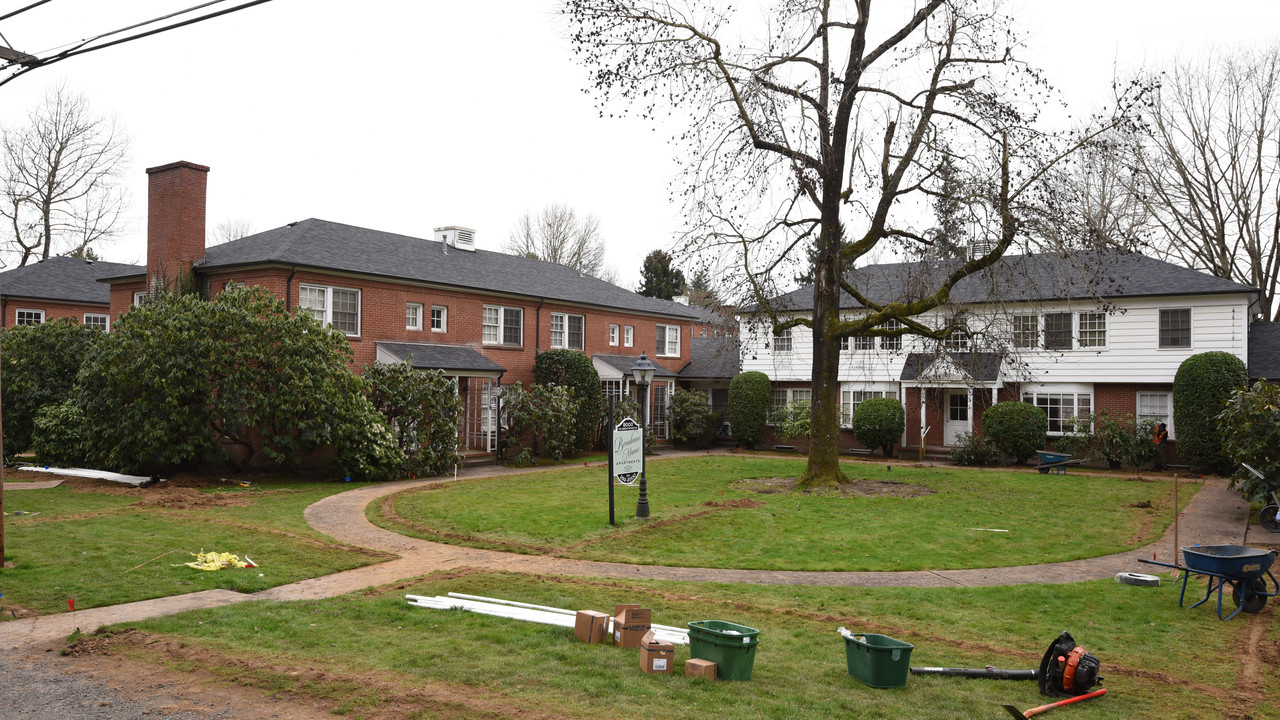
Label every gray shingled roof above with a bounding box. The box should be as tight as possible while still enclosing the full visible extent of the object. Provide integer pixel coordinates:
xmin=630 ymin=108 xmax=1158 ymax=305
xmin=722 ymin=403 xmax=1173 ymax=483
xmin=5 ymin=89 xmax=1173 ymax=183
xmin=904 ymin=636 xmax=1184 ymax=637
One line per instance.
xmin=679 ymin=337 xmax=740 ymax=380
xmin=0 ymin=256 xmax=143 ymax=305
xmin=593 ymin=354 xmax=680 ymax=379
xmin=1248 ymin=322 xmax=1280 ymax=382
xmin=183 ymin=219 xmax=699 ymax=320
xmin=377 ymin=342 xmax=505 ymax=374
xmin=765 ymin=250 xmax=1256 ymax=312
xmin=899 ymin=352 xmax=1003 ymax=382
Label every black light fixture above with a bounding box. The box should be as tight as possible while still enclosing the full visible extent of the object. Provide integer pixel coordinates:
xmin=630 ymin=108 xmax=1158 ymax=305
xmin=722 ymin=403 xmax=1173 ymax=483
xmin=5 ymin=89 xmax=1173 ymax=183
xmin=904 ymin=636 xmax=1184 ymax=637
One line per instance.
xmin=630 ymin=353 xmax=657 ymax=518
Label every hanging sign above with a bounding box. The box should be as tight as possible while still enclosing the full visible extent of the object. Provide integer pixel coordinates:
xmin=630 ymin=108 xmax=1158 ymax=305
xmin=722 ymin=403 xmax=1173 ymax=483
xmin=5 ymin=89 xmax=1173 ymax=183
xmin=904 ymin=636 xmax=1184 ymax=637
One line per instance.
xmin=611 ymin=417 xmax=643 ymax=485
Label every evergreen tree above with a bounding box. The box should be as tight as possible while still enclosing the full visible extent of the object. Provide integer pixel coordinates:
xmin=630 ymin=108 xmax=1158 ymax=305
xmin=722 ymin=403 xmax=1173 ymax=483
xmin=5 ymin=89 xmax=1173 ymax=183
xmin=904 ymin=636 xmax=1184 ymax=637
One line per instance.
xmin=638 ymin=249 xmax=686 ymax=299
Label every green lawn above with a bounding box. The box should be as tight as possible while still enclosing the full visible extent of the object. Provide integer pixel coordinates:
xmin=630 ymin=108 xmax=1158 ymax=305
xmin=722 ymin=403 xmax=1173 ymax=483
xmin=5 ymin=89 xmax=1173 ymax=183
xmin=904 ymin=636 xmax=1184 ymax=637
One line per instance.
xmin=1 ymin=479 xmax=389 ymax=617
xmin=371 ymin=456 xmax=1191 ymax=571
xmin=106 ymin=570 xmax=1267 ymax=720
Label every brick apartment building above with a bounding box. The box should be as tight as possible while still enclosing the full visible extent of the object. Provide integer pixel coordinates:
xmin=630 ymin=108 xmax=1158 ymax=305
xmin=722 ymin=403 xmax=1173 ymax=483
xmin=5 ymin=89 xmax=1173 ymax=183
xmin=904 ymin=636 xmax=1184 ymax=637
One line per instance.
xmin=86 ymin=161 xmax=700 ymax=452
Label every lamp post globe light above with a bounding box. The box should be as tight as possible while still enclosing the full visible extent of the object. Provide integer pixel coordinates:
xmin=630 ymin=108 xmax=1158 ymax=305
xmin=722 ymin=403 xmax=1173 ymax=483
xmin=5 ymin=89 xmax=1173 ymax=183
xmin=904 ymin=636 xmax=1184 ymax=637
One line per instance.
xmin=630 ymin=353 xmax=657 ymax=518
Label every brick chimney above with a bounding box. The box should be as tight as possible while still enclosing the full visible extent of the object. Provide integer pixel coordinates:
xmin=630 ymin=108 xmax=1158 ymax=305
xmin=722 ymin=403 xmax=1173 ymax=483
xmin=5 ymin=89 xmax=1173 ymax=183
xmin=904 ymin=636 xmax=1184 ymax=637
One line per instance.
xmin=146 ymin=161 xmax=209 ymax=289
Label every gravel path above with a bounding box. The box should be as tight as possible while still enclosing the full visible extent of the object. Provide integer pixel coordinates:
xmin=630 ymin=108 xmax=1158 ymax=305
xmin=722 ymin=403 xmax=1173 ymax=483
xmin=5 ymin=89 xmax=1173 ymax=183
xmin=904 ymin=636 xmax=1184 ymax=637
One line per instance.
xmin=0 ymin=652 xmax=237 ymax=720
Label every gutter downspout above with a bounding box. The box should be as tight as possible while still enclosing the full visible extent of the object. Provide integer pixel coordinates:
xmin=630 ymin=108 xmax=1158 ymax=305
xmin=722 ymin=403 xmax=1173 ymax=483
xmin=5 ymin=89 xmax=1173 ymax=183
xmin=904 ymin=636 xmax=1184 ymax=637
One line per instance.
xmin=535 ymin=298 xmax=545 ymax=352
xmin=285 ymin=266 xmax=297 ymax=312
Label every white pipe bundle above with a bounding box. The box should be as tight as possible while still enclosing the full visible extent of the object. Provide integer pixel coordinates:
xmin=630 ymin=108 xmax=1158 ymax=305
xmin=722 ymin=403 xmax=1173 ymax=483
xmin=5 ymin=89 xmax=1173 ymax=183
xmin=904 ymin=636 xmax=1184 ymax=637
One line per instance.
xmin=406 ymin=593 xmax=689 ymax=645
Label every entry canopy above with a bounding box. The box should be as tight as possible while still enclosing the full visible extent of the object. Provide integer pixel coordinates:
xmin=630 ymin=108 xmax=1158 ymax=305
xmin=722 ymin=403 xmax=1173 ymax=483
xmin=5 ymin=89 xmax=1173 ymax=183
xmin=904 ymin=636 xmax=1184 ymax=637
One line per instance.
xmin=899 ymin=352 xmax=1003 ymax=388
xmin=376 ymin=341 xmax=505 ymax=378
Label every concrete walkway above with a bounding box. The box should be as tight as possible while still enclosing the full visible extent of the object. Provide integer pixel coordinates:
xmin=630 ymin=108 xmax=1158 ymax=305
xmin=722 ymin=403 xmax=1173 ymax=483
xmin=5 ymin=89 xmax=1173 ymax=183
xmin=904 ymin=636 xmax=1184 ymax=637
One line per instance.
xmin=0 ymin=453 xmax=1251 ymax=648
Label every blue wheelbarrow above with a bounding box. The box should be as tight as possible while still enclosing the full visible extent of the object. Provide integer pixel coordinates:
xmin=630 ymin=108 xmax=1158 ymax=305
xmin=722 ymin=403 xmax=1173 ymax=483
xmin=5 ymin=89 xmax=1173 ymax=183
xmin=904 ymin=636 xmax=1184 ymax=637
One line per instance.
xmin=1138 ymin=545 xmax=1279 ymax=620
xmin=1034 ymin=451 xmax=1081 ymax=474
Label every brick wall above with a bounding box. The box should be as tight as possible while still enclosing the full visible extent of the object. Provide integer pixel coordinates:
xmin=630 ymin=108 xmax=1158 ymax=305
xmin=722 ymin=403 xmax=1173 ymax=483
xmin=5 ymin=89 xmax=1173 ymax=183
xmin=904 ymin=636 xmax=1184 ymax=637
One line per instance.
xmin=1 ymin=300 xmax=111 ymax=328
xmin=193 ymin=267 xmax=691 ymax=383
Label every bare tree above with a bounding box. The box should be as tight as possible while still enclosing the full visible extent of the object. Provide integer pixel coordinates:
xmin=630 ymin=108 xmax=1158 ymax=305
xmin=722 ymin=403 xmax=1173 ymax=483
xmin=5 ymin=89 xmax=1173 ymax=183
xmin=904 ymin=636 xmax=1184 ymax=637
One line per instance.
xmin=1133 ymin=47 xmax=1280 ymax=320
xmin=0 ymin=84 xmax=130 ymax=266
xmin=505 ymin=204 xmax=619 ymax=283
xmin=211 ymin=217 xmax=256 ymax=245
xmin=567 ymin=0 xmax=1144 ymax=485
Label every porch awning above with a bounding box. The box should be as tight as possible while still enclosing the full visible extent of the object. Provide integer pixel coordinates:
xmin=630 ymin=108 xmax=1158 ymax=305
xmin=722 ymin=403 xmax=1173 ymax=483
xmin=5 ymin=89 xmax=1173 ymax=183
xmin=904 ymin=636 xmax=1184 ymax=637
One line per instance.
xmin=899 ymin=352 xmax=1003 ymax=387
xmin=593 ymin=354 xmax=680 ymax=382
xmin=376 ymin=342 xmax=505 ymax=378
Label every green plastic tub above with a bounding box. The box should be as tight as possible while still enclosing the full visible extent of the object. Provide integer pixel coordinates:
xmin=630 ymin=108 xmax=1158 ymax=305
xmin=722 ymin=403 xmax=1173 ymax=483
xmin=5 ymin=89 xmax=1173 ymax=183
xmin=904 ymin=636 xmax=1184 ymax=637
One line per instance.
xmin=844 ymin=633 xmax=913 ymax=688
xmin=687 ymin=620 xmax=760 ymax=681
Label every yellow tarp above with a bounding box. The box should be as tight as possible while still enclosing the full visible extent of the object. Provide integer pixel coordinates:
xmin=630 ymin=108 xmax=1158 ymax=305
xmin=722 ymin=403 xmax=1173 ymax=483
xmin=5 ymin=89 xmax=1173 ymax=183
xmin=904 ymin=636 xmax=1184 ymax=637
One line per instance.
xmin=177 ymin=550 xmax=256 ymax=571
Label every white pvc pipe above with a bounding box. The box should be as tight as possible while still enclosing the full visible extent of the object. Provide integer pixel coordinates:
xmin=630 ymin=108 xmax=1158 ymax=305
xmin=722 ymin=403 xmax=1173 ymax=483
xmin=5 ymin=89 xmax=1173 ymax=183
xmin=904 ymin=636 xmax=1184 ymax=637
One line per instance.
xmin=406 ymin=595 xmax=688 ymax=644
xmin=445 ymin=592 xmax=690 ymax=637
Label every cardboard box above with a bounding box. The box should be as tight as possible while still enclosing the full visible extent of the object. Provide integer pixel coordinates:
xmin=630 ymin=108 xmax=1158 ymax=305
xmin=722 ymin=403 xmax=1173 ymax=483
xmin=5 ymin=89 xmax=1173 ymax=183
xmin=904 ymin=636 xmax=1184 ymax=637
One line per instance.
xmin=612 ymin=606 xmax=652 ymax=648
xmin=574 ymin=610 xmax=609 ymax=644
xmin=685 ymin=657 xmax=718 ymax=680
xmin=640 ymin=630 xmax=675 ymax=674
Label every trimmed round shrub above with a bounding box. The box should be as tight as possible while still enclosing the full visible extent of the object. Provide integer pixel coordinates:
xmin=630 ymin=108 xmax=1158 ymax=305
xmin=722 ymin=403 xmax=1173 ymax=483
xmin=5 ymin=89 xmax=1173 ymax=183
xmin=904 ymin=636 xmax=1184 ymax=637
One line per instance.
xmin=850 ymin=397 xmax=905 ymax=456
xmin=727 ymin=371 xmax=771 ymax=449
xmin=533 ymin=349 xmax=605 ymax=453
xmin=982 ymin=401 xmax=1047 ymax=464
xmin=1173 ymin=351 xmax=1248 ymax=473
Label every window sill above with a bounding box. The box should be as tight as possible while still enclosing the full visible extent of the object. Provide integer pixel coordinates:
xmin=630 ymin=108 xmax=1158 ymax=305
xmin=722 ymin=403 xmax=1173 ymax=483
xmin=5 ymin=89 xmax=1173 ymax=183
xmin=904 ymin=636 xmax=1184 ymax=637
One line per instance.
xmin=483 ymin=343 xmax=525 ymax=351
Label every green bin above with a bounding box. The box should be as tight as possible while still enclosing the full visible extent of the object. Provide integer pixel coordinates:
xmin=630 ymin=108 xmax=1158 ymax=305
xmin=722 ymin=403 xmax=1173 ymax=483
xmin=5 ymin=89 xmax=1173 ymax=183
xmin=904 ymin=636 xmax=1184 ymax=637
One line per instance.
xmin=687 ymin=620 xmax=760 ymax=681
xmin=844 ymin=633 xmax=913 ymax=688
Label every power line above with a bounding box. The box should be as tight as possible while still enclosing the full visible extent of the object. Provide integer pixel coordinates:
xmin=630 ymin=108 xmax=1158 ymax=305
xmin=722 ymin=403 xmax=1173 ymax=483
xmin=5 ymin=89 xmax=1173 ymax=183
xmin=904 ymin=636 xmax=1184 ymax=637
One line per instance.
xmin=0 ymin=0 xmax=276 ymax=87
xmin=0 ymin=0 xmax=54 ymax=24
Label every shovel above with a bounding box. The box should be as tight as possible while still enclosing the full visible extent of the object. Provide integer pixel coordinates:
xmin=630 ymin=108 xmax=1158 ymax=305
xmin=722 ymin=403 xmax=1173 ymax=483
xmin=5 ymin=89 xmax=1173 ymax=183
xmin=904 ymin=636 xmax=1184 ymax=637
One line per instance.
xmin=1002 ymin=688 xmax=1107 ymax=719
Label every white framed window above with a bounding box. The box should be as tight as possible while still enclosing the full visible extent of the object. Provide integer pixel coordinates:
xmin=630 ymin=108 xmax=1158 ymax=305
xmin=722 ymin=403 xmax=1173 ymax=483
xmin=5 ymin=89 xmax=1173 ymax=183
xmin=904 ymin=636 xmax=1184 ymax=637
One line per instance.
xmin=431 ymin=305 xmax=447 ymax=332
xmin=944 ymin=331 xmax=969 ymax=351
xmin=299 ymin=284 xmax=360 ymax=336
xmin=624 ymin=325 xmax=634 ymax=347
xmin=656 ymin=323 xmax=680 ymax=357
xmin=840 ymin=389 xmax=896 ymax=426
xmin=881 ymin=319 xmax=903 ymax=351
xmin=15 ymin=309 xmax=44 ymax=326
xmin=1159 ymin=308 xmax=1191 ymax=349
xmin=406 ymin=302 xmax=423 ymax=331
xmin=1012 ymin=314 xmax=1038 ymax=348
xmin=609 ymin=324 xmax=619 ymax=346
xmin=551 ymin=312 xmax=585 ymax=350
xmin=483 ymin=305 xmax=523 ymax=346
xmin=771 ymin=387 xmax=811 ymax=422
xmin=1137 ymin=392 xmax=1174 ymax=439
xmin=1022 ymin=387 xmax=1093 ymax=435
xmin=1043 ymin=312 xmax=1072 ymax=350
xmin=83 ymin=313 xmax=109 ymax=332
xmin=774 ymin=326 xmax=793 ymax=352
xmin=1077 ymin=312 xmax=1107 ymax=348
xmin=133 ymin=291 xmax=148 ymax=307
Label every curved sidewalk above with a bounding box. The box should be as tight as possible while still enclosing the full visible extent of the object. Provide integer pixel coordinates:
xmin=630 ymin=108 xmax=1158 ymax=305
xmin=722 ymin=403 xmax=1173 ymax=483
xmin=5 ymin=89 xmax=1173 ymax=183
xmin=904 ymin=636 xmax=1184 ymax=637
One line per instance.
xmin=0 ymin=454 xmax=1249 ymax=648
xmin=303 ymin=456 xmax=1250 ymax=590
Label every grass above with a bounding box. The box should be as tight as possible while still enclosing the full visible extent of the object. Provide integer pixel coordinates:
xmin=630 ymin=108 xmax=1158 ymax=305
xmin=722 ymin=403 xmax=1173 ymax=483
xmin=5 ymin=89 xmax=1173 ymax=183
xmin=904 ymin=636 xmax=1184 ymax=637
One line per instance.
xmin=1 ymin=479 xmax=387 ymax=617
xmin=371 ymin=456 xmax=1192 ymax=571
xmin=107 ymin=570 xmax=1270 ymax=720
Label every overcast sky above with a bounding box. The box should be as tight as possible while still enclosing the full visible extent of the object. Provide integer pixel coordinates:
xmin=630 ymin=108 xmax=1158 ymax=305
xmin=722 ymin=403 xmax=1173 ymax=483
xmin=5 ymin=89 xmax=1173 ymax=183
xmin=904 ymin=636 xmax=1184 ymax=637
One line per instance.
xmin=1 ymin=1 xmax=1278 ymax=290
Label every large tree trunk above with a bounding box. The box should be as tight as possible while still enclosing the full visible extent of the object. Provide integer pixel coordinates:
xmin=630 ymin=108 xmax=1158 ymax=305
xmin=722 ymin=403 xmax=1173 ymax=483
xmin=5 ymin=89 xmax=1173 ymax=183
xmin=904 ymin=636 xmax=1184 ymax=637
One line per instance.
xmin=800 ymin=214 xmax=847 ymax=487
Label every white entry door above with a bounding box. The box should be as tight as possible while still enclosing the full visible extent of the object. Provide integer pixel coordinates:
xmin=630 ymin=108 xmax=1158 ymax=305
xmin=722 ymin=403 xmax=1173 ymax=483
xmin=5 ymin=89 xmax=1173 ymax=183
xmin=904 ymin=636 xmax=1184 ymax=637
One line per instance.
xmin=944 ymin=390 xmax=970 ymax=446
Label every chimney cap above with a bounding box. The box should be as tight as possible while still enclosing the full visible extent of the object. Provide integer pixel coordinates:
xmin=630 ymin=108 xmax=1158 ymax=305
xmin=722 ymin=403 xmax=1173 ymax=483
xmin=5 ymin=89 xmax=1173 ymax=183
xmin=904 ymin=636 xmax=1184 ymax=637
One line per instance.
xmin=146 ymin=160 xmax=210 ymax=175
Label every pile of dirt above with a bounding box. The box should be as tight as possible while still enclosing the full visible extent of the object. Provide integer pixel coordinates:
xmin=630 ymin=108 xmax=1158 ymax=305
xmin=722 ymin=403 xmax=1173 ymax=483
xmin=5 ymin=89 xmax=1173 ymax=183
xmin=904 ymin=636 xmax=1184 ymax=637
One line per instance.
xmin=134 ymin=487 xmax=256 ymax=510
xmin=734 ymin=476 xmax=935 ymax=498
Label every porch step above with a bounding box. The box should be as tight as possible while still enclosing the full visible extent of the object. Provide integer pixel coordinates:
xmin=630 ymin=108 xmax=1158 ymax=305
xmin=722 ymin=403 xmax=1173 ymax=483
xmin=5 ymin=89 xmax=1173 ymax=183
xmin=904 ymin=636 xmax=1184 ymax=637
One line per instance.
xmin=461 ymin=453 xmax=498 ymax=468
